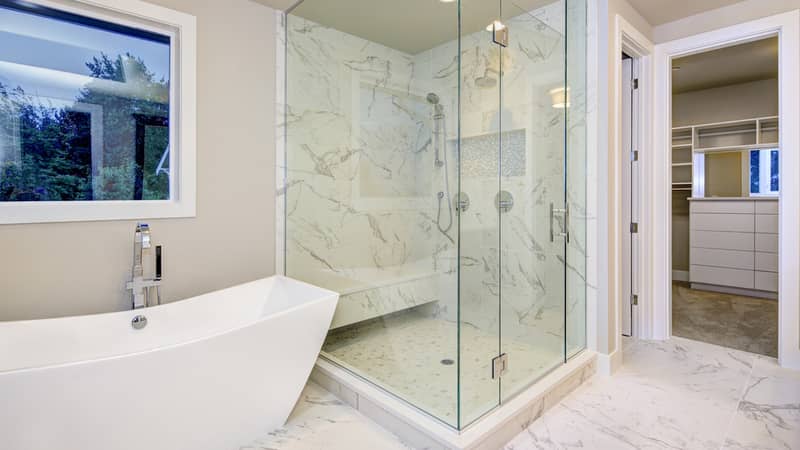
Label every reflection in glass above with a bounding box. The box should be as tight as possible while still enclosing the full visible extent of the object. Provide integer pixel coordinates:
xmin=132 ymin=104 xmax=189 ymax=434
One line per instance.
xmin=0 ymin=2 xmax=171 ymax=202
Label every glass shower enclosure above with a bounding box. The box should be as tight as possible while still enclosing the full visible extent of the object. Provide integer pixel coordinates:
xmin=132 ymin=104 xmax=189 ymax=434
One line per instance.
xmin=283 ymin=0 xmax=587 ymax=429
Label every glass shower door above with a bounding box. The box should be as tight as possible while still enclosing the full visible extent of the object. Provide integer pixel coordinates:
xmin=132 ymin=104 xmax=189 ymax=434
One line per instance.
xmin=458 ymin=0 xmax=503 ymax=428
xmin=497 ymin=0 xmax=574 ymax=401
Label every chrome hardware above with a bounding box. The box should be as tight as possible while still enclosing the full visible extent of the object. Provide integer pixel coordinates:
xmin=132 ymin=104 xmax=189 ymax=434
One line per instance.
xmin=631 ymin=294 xmax=639 ymax=306
xmin=630 ymin=222 xmax=639 ymax=233
xmin=492 ymin=23 xmax=509 ymax=47
xmin=550 ymin=202 xmax=570 ymax=243
xmin=131 ymin=315 xmax=148 ymax=330
xmin=495 ymin=190 xmax=514 ymax=213
xmin=455 ymin=192 xmax=470 ymax=214
xmin=127 ymin=223 xmax=162 ymax=310
xmin=492 ymin=353 xmax=508 ymax=379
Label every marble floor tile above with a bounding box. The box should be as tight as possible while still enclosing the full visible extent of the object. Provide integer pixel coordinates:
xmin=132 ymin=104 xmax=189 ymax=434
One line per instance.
xmin=672 ymin=282 xmax=778 ymax=357
xmin=245 ymin=337 xmax=799 ymax=450
xmin=722 ymin=356 xmax=800 ymax=450
xmin=506 ymin=337 xmax=799 ymax=450
xmin=240 ymin=382 xmax=411 ymax=450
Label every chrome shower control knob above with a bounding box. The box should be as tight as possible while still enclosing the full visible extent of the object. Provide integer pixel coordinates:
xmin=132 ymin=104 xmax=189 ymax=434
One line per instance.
xmin=131 ymin=315 xmax=148 ymax=330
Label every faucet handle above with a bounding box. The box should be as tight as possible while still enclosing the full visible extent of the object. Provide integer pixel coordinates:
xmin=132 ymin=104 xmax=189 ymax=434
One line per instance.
xmin=136 ymin=222 xmax=151 ymax=249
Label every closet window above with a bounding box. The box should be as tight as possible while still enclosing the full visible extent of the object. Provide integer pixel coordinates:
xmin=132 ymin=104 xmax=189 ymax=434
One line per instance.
xmin=750 ymin=149 xmax=779 ymax=196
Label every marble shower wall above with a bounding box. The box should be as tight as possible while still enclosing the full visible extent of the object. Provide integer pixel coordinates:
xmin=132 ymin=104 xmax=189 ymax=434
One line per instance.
xmin=284 ymin=0 xmax=586 ymax=351
xmin=284 ymin=16 xmax=459 ymax=329
xmin=415 ymin=2 xmax=586 ymax=363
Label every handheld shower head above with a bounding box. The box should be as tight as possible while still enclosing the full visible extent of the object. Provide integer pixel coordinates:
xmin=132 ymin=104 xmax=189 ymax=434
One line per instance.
xmin=426 ymin=92 xmax=440 ymax=104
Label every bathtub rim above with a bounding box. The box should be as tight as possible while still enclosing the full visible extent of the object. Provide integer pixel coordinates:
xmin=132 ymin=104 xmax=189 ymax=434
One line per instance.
xmin=0 ymin=275 xmax=339 ymax=375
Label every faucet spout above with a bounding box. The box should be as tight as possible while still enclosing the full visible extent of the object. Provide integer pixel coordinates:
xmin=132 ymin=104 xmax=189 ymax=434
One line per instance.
xmin=128 ymin=223 xmax=161 ymax=309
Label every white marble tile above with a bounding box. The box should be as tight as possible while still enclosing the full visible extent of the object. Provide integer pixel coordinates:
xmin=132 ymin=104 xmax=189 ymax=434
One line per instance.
xmin=240 ymin=382 xmax=411 ymax=450
xmin=723 ymin=356 xmax=800 ymax=450
xmin=506 ymin=337 xmax=800 ymax=450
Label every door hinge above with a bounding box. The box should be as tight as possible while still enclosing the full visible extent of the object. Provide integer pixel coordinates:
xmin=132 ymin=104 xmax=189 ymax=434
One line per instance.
xmin=492 ymin=353 xmax=508 ymax=380
xmin=631 ymin=294 xmax=639 ymax=306
xmin=631 ymin=150 xmax=639 ymax=161
xmin=492 ymin=25 xmax=509 ymax=47
xmin=633 ymin=78 xmax=639 ymax=89
xmin=630 ymin=222 xmax=639 ymax=233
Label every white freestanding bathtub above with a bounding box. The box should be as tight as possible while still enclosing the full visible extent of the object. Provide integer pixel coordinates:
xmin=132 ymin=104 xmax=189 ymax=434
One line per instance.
xmin=0 ymin=276 xmax=338 ymax=450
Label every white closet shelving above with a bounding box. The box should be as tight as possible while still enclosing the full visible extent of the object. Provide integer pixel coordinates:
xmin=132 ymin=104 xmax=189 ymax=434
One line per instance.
xmin=671 ymin=115 xmax=780 ymax=194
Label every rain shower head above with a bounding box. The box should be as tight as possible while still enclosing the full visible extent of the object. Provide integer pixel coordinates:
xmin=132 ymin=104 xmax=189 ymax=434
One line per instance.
xmin=426 ymin=92 xmax=440 ymax=104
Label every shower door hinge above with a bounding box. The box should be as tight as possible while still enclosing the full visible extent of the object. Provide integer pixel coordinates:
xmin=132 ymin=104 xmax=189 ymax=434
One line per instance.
xmin=492 ymin=25 xmax=509 ymax=47
xmin=633 ymin=78 xmax=639 ymax=89
xmin=630 ymin=222 xmax=639 ymax=233
xmin=492 ymin=353 xmax=508 ymax=380
xmin=631 ymin=150 xmax=639 ymax=161
xmin=631 ymin=294 xmax=639 ymax=306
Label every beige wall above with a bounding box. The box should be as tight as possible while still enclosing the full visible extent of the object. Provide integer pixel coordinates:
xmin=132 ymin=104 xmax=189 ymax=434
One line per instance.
xmin=673 ymin=78 xmax=779 ymax=127
xmin=653 ymin=0 xmax=800 ymax=43
xmin=671 ymin=79 xmax=779 ymax=272
xmin=0 ymin=0 xmax=277 ymax=321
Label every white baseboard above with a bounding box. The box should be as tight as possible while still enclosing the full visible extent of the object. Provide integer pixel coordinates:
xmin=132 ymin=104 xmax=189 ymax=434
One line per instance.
xmin=672 ymin=270 xmax=689 ymax=282
xmin=596 ymin=350 xmax=622 ymax=376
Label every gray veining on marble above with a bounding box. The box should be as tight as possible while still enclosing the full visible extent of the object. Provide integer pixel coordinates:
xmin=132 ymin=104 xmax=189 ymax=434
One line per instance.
xmin=284 ymin=0 xmax=588 ymax=428
xmin=243 ymin=337 xmax=798 ymax=450
xmin=505 ymin=337 xmax=800 ymax=450
xmin=240 ymin=382 xmax=411 ymax=450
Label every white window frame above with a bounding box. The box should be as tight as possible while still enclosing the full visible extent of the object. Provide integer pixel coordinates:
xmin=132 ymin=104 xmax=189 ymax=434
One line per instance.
xmin=0 ymin=0 xmax=196 ymax=224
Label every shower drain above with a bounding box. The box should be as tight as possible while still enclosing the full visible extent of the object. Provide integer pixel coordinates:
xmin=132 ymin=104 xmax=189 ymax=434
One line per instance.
xmin=440 ymin=358 xmax=455 ymax=366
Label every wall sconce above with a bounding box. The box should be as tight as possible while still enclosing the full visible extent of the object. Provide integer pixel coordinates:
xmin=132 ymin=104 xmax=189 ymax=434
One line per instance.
xmin=549 ymin=86 xmax=570 ymax=109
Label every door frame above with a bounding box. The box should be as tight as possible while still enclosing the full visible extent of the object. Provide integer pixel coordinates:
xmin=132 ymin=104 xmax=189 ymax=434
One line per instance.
xmin=651 ymin=10 xmax=800 ymax=369
xmin=611 ymin=15 xmax=653 ymax=362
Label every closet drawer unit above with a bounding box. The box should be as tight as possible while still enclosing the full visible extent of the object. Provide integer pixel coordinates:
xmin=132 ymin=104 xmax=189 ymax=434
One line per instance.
xmin=755 ymin=201 xmax=779 ymax=214
xmin=691 ymin=213 xmax=753 ymax=232
xmin=691 ymin=248 xmax=753 ymax=270
xmin=690 ymin=200 xmax=754 ymax=214
xmin=690 ymin=231 xmax=754 ymax=251
xmin=755 ymin=214 xmax=779 ymax=234
xmin=691 ymin=265 xmax=754 ymax=289
xmin=755 ymin=271 xmax=779 ymax=292
xmin=755 ymin=252 xmax=779 ymax=273
xmin=755 ymin=233 xmax=779 ymax=253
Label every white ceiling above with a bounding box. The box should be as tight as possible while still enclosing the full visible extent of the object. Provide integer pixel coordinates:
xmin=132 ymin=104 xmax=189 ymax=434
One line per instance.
xmin=285 ymin=0 xmax=555 ymax=54
xmin=672 ymin=37 xmax=778 ymax=94
xmin=626 ymin=0 xmax=749 ymax=26
xmin=254 ymin=0 xmax=557 ymax=54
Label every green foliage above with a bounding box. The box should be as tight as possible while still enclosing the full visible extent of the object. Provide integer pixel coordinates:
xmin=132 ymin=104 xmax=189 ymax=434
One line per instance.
xmin=0 ymin=52 xmax=170 ymax=202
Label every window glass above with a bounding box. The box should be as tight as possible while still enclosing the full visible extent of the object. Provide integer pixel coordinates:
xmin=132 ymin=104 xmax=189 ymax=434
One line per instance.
xmin=0 ymin=2 xmax=171 ymax=202
xmin=750 ymin=148 xmax=779 ymax=196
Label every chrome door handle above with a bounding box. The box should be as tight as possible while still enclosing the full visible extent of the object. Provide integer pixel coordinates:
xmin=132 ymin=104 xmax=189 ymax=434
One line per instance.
xmin=550 ymin=202 xmax=570 ymax=243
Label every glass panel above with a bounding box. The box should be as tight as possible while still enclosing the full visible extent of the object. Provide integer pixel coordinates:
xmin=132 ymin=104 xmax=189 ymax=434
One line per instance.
xmin=498 ymin=0 xmax=568 ymax=401
xmin=565 ymin=0 xmax=587 ymax=357
xmin=285 ymin=0 xmax=461 ymax=427
xmin=0 ymin=2 xmax=172 ymax=201
xmin=457 ymin=0 xmax=503 ymax=427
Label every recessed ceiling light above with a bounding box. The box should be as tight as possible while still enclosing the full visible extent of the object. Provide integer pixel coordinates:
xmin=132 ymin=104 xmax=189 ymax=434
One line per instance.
xmin=439 ymin=0 xmax=456 ymax=3
xmin=486 ymin=20 xmax=506 ymax=31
